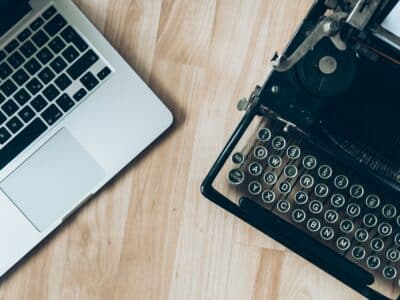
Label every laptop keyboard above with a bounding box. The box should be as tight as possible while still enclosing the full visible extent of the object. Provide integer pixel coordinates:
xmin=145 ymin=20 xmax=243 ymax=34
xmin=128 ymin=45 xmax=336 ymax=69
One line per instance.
xmin=0 ymin=5 xmax=112 ymax=170
xmin=227 ymin=117 xmax=400 ymax=295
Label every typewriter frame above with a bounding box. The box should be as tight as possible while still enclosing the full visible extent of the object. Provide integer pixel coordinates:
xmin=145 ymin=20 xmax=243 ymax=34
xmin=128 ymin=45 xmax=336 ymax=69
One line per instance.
xmin=201 ymin=1 xmax=400 ymax=299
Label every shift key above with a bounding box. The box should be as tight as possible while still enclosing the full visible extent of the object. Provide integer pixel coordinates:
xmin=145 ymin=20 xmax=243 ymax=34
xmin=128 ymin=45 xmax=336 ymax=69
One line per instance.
xmin=67 ymin=49 xmax=99 ymax=80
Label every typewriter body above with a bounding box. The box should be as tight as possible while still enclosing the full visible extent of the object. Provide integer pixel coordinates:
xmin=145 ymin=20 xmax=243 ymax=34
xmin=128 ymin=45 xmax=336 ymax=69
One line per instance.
xmin=202 ymin=0 xmax=400 ymax=299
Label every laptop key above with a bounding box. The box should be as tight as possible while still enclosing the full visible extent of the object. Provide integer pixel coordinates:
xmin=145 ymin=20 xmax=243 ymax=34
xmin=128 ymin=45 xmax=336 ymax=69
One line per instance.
xmin=41 ymin=104 xmax=62 ymax=125
xmin=20 ymin=41 xmax=37 ymax=58
xmin=26 ymin=78 xmax=43 ymax=95
xmin=73 ymin=88 xmax=87 ymax=101
xmin=6 ymin=117 xmax=23 ymax=134
xmin=0 ymin=62 xmax=12 ymax=79
xmin=24 ymin=57 xmax=42 ymax=75
xmin=60 ymin=26 xmax=88 ymax=52
xmin=80 ymin=72 xmax=99 ymax=91
xmin=12 ymin=69 xmax=29 ymax=85
xmin=1 ymin=100 xmax=18 ymax=116
xmin=56 ymin=94 xmax=74 ymax=112
xmin=0 ymin=51 xmax=6 ymax=62
xmin=14 ymin=88 xmax=31 ymax=106
xmin=5 ymin=39 xmax=19 ymax=54
xmin=30 ymin=17 xmax=45 ymax=31
xmin=62 ymin=45 xmax=79 ymax=63
xmin=32 ymin=30 xmax=49 ymax=48
xmin=43 ymin=6 xmax=57 ymax=20
xmin=0 ymin=111 xmax=6 ymax=125
xmin=31 ymin=95 xmax=47 ymax=112
xmin=7 ymin=51 xmax=25 ymax=69
xmin=38 ymin=67 xmax=55 ymax=84
xmin=36 ymin=47 xmax=54 ymax=64
xmin=49 ymin=36 xmax=66 ymax=54
xmin=43 ymin=84 xmax=60 ymax=101
xmin=0 ymin=80 xmax=17 ymax=97
xmin=17 ymin=28 xmax=32 ymax=42
xmin=54 ymin=74 xmax=72 ymax=91
xmin=44 ymin=14 xmax=67 ymax=36
xmin=67 ymin=49 xmax=99 ymax=80
xmin=0 ymin=118 xmax=47 ymax=170
xmin=97 ymin=66 xmax=111 ymax=80
xmin=0 ymin=127 xmax=11 ymax=144
xmin=50 ymin=56 xmax=67 ymax=73
xmin=18 ymin=106 xmax=35 ymax=123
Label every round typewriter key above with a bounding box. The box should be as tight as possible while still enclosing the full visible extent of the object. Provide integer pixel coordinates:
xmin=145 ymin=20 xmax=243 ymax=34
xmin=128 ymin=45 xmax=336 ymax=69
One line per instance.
xmin=232 ymin=152 xmax=244 ymax=164
xmin=365 ymin=194 xmax=380 ymax=209
xmin=309 ymin=200 xmax=323 ymax=214
xmin=331 ymin=194 xmax=345 ymax=208
xmin=303 ymin=155 xmax=317 ymax=170
xmin=272 ymin=136 xmax=286 ymax=150
xmin=334 ymin=175 xmax=349 ymax=189
xmin=263 ymin=172 xmax=277 ymax=185
xmin=257 ymin=128 xmax=271 ymax=142
xmin=228 ymin=169 xmax=245 ymax=185
xmin=292 ymin=209 xmax=306 ymax=223
xmin=286 ymin=145 xmax=301 ymax=160
xmin=370 ymin=238 xmax=385 ymax=252
xmin=254 ymin=146 xmax=268 ymax=160
xmin=336 ymin=237 xmax=351 ymax=251
xmin=382 ymin=204 xmax=397 ymax=219
xmin=314 ymin=183 xmax=329 ymax=198
xmin=324 ymin=209 xmax=339 ymax=224
xmin=355 ymin=228 xmax=369 ymax=243
xmin=395 ymin=233 xmax=400 ymax=246
xmin=363 ymin=214 xmax=378 ymax=228
xmin=277 ymin=200 xmax=290 ymax=213
xmin=284 ymin=165 xmax=298 ymax=178
xmin=248 ymin=162 xmax=263 ymax=176
xmin=351 ymin=246 xmax=366 ymax=260
xmin=383 ymin=266 xmax=397 ymax=280
xmin=295 ymin=191 xmax=308 ymax=205
xmin=366 ymin=256 xmax=381 ymax=270
xmin=300 ymin=174 xmax=314 ymax=189
xmin=318 ymin=165 xmax=333 ymax=180
xmin=307 ymin=218 xmax=321 ymax=232
xmin=346 ymin=203 xmax=361 ymax=218
xmin=386 ymin=248 xmax=400 ymax=262
xmin=378 ymin=222 xmax=393 ymax=237
xmin=268 ymin=155 xmax=282 ymax=169
xmin=261 ymin=190 xmax=276 ymax=204
xmin=349 ymin=184 xmax=364 ymax=199
xmin=320 ymin=226 xmax=334 ymax=241
xmin=340 ymin=219 xmax=354 ymax=233
xmin=248 ymin=181 xmax=262 ymax=195
xmin=279 ymin=181 xmax=292 ymax=194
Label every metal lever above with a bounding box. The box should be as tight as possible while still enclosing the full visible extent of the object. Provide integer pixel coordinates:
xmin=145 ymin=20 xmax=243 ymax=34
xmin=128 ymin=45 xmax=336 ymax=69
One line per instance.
xmin=272 ymin=12 xmax=348 ymax=72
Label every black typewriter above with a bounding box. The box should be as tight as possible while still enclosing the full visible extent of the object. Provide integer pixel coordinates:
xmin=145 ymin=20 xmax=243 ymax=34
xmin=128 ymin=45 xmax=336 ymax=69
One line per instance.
xmin=202 ymin=0 xmax=400 ymax=299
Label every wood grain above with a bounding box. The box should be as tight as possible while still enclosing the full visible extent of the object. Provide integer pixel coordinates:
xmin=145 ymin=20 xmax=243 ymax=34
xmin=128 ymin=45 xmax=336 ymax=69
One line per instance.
xmin=0 ymin=1 xmax=365 ymax=299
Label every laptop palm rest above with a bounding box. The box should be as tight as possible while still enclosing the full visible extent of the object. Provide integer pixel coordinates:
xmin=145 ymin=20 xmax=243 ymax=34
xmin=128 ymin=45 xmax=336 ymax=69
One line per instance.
xmin=0 ymin=128 xmax=105 ymax=232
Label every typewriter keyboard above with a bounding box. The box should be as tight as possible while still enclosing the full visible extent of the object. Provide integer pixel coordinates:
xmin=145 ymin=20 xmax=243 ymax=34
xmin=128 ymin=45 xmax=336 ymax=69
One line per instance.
xmin=226 ymin=118 xmax=400 ymax=296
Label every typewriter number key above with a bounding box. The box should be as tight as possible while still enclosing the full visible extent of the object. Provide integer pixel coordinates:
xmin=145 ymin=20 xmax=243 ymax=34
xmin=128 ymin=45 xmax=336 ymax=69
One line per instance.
xmin=286 ymin=145 xmax=301 ymax=160
xmin=318 ymin=165 xmax=333 ymax=179
xmin=382 ymin=204 xmax=397 ymax=219
xmin=334 ymin=175 xmax=349 ymax=189
xmin=272 ymin=136 xmax=286 ymax=150
xmin=303 ymin=155 xmax=317 ymax=170
xmin=365 ymin=194 xmax=380 ymax=209
xmin=228 ymin=169 xmax=244 ymax=185
xmin=254 ymin=146 xmax=268 ymax=160
xmin=263 ymin=172 xmax=277 ymax=185
xmin=257 ymin=128 xmax=271 ymax=142
xmin=350 ymin=184 xmax=364 ymax=199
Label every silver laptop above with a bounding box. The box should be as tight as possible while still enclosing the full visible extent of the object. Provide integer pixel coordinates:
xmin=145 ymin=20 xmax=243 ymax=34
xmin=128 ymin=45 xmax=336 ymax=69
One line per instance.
xmin=0 ymin=0 xmax=173 ymax=277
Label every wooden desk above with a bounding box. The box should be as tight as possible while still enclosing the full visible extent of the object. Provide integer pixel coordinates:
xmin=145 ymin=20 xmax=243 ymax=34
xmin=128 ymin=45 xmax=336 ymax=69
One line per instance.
xmin=0 ymin=1 xmax=363 ymax=299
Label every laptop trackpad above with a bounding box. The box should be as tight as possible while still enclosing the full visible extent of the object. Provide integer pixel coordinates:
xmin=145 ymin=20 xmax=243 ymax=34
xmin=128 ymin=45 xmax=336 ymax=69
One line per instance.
xmin=0 ymin=129 xmax=105 ymax=232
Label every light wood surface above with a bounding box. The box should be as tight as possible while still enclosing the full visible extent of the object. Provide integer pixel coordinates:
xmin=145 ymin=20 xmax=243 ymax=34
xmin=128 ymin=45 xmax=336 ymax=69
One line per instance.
xmin=0 ymin=1 xmax=366 ymax=299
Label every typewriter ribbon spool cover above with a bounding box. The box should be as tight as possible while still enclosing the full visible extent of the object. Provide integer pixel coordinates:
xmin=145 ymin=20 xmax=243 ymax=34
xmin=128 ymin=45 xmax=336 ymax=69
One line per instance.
xmin=202 ymin=1 xmax=400 ymax=299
